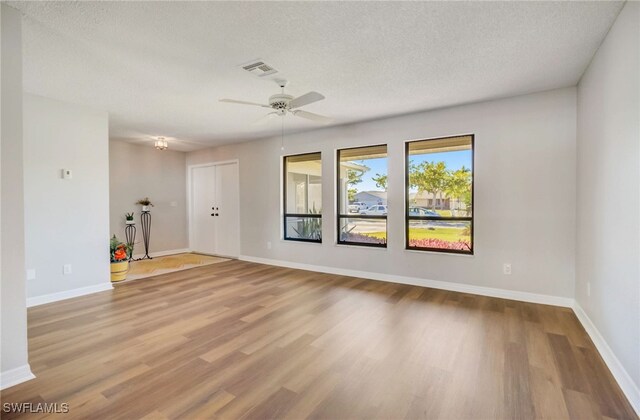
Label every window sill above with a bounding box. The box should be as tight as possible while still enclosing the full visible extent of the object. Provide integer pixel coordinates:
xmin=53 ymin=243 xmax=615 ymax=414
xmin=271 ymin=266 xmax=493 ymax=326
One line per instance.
xmin=404 ymin=248 xmax=475 ymax=257
xmin=335 ymin=242 xmax=388 ymax=251
xmin=280 ymin=238 xmax=323 ymax=245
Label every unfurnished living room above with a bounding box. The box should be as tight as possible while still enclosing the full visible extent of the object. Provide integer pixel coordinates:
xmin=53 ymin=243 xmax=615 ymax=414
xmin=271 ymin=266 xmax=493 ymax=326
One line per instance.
xmin=1 ymin=1 xmax=639 ymax=419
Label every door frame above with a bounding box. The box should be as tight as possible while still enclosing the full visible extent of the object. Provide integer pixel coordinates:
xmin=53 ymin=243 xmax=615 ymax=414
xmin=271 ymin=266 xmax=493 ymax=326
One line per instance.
xmin=187 ymin=159 xmax=240 ymax=258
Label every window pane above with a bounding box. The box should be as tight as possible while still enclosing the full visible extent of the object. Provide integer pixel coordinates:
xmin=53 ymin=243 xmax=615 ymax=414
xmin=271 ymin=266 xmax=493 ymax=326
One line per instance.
xmin=338 ymin=145 xmax=388 ymax=215
xmin=408 ymin=220 xmax=471 ymax=252
xmin=406 ymin=135 xmax=473 ymax=253
xmin=339 ymin=217 xmax=387 ymax=245
xmin=407 ymin=136 xmax=472 ymax=217
xmin=285 ymin=153 xmax=322 ymax=214
xmin=285 ymin=216 xmax=322 ymax=241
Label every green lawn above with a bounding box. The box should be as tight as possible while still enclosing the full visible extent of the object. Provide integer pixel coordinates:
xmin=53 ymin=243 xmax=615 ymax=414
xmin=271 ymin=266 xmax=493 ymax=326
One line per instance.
xmin=366 ymin=226 xmax=470 ymax=242
xmin=435 ymin=210 xmax=452 ymax=217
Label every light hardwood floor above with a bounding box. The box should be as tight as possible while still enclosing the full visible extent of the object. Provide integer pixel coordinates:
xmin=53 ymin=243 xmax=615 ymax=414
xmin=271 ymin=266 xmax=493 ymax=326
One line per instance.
xmin=2 ymin=260 xmax=636 ymax=419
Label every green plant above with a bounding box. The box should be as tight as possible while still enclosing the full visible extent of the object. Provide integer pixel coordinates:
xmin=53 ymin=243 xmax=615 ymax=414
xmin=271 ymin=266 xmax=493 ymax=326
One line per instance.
xmin=372 ymin=173 xmax=388 ymax=190
xmin=291 ymin=206 xmax=322 ymax=240
xmin=410 ymin=161 xmax=448 ymax=210
xmin=292 ymin=218 xmax=321 ymax=240
xmin=346 ymin=168 xmax=365 ymax=202
xmin=110 ymin=235 xmax=132 ymax=262
xmin=125 ymin=212 xmax=134 ymax=221
xmin=135 ymin=197 xmax=154 ymax=207
xmin=444 ymin=166 xmax=471 ymax=215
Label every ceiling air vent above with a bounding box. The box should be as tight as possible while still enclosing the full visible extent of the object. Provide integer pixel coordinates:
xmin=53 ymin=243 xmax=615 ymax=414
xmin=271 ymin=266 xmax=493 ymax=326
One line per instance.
xmin=241 ymin=60 xmax=277 ymax=77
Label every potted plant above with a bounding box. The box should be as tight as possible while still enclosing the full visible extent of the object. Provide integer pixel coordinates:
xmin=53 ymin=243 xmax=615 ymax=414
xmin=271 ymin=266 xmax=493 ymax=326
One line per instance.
xmin=125 ymin=212 xmax=135 ymax=225
xmin=110 ymin=235 xmax=133 ymax=282
xmin=136 ymin=197 xmax=154 ymax=212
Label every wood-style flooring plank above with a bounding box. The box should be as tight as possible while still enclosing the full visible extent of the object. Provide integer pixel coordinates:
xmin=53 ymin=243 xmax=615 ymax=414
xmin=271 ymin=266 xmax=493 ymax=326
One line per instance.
xmin=2 ymin=260 xmax=636 ymax=419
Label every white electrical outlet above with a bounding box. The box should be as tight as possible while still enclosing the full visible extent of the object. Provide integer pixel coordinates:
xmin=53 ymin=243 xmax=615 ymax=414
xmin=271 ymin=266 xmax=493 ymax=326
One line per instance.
xmin=503 ymin=263 xmax=512 ymax=275
xmin=27 ymin=269 xmax=36 ymax=280
xmin=267 ymin=241 xmax=272 ymax=250
xmin=587 ymin=282 xmax=591 ymax=297
xmin=63 ymin=264 xmax=72 ymax=275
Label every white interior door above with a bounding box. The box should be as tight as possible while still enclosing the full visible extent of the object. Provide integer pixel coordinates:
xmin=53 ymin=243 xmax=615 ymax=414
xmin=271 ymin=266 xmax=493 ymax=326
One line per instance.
xmin=189 ymin=162 xmax=240 ymax=258
xmin=214 ymin=163 xmax=240 ymax=258
xmin=190 ymin=165 xmax=217 ymax=255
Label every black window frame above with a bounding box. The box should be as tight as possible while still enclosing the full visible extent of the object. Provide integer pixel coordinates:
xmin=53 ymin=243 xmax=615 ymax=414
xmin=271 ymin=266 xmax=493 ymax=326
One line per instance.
xmin=405 ymin=134 xmax=474 ymax=255
xmin=336 ymin=144 xmax=388 ymax=248
xmin=283 ymin=152 xmax=323 ymax=243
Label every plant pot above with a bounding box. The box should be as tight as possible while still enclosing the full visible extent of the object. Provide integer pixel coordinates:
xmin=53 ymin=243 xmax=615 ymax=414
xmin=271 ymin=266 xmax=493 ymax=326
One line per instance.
xmin=141 ymin=206 xmax=150 ymax=212
xmin=110 ymin=260 xmax=129 ymax=282
xmin=126 ymin=220 xmax=135 ymax=225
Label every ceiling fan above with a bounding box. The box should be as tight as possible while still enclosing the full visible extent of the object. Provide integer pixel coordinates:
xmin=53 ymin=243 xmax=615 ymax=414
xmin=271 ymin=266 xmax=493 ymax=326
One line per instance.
xmin=219 ymin=80 xmax=332 ymax=124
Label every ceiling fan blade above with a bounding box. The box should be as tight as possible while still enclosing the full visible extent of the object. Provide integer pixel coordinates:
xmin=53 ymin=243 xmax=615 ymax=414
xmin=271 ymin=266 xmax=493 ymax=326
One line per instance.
xmin=219 ymin=98 xmax=271 ymax=108
xmin=291 ymin=110 xmax=333 ymax=124
xmin=289 ymin=92 xmax=325 ymax=109
xmin=252 ymin=112 xmax=279 ymax=125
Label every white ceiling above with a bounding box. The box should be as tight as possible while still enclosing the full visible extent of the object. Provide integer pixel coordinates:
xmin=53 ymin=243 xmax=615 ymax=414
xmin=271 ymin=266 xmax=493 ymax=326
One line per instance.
xmin=10 ymin=1 xmax=623 ymax=151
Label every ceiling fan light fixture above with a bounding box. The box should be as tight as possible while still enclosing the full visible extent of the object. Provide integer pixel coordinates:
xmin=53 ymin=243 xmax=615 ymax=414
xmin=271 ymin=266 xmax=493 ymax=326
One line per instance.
xmin=219 ymin=80 xmax=332 ymax=125
xmin=155 ymin=137 xmax=168 ymax=150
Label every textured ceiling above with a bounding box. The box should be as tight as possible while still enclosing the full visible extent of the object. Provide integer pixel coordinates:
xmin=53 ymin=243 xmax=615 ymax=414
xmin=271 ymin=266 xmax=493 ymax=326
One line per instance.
xmin=10 ymin=1 xmax=623 ymax=151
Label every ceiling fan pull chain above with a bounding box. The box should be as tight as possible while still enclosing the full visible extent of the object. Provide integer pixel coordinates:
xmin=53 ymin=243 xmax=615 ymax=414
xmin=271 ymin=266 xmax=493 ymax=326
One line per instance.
xmin=281 ymin=114 xmax=285 ymax=151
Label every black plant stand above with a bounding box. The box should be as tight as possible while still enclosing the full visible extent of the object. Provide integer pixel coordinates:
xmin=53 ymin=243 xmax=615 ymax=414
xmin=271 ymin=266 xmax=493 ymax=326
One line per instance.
xmin=125 ymin=223 xmax=136 ymax=261
xmin=137 ymin=211 xmax=152 ymax=260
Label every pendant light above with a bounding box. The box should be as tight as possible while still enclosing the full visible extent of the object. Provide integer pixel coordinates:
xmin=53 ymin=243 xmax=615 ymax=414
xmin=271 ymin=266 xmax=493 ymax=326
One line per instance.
xmin=154 ymin=137 xmax=168 ymax=151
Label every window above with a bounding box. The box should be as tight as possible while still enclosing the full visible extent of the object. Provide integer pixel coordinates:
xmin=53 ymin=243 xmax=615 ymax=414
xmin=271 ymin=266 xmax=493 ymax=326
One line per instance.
xmin=337 ymin=145 xmax=388 ymax=247
xmin=406 ymin=135 xmax=473 ymax=254
xmin=283 ymin=153 xmax=322 ymax=242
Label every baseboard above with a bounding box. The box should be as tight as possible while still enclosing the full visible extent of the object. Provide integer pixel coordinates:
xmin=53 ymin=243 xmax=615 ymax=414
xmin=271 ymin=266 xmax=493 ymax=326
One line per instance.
xmin=26 ymin=249 xmax=189 ymax=307
xmin=572 ymin=302 xmax=640 ymax=416
xmin=26 ymin=249 xmax=191 ymax=307
xmin=0 ymin=364 xmax=35 ymax=390
xmin=238 ymin=255 xmax=574 ymax=307
xmin=27 ymin=282 xmax=113 ymax=308
xmin=132 ymin=248 xmax=191 ymax=260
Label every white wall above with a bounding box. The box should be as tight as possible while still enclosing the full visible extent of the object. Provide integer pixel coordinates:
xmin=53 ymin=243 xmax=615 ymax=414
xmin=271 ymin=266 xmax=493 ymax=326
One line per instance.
xmin=23 ymin=94 xmax=111 ymax=301
xmin=188 ymin=87 xmax=577 ymax=300
xmin=576 ymin=0 xmax=640 ymax=406
xmin=109 ymin=140 xmax=188 ymax=255
xmin=0 ymin=3 xmax=33 ymax=388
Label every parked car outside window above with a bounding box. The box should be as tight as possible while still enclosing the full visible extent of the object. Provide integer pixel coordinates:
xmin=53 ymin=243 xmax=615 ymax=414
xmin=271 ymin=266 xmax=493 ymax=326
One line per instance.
xmin=410 ymin=207 xmax=441 ymax=217
xmin=360 ymin=205 xmax=387 ymax=215
xmin=348 ymin=202 xmax=368 ymax=213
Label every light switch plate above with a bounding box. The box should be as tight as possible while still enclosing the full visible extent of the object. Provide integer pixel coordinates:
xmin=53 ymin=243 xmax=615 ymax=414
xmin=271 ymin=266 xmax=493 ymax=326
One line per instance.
xmin=27 ymin=269 xmax=36 ymax=280
xmin=61 ymin=169 xmax=72 ymax=179
xmin=63 ymin=264 xmax=72 ymax=275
